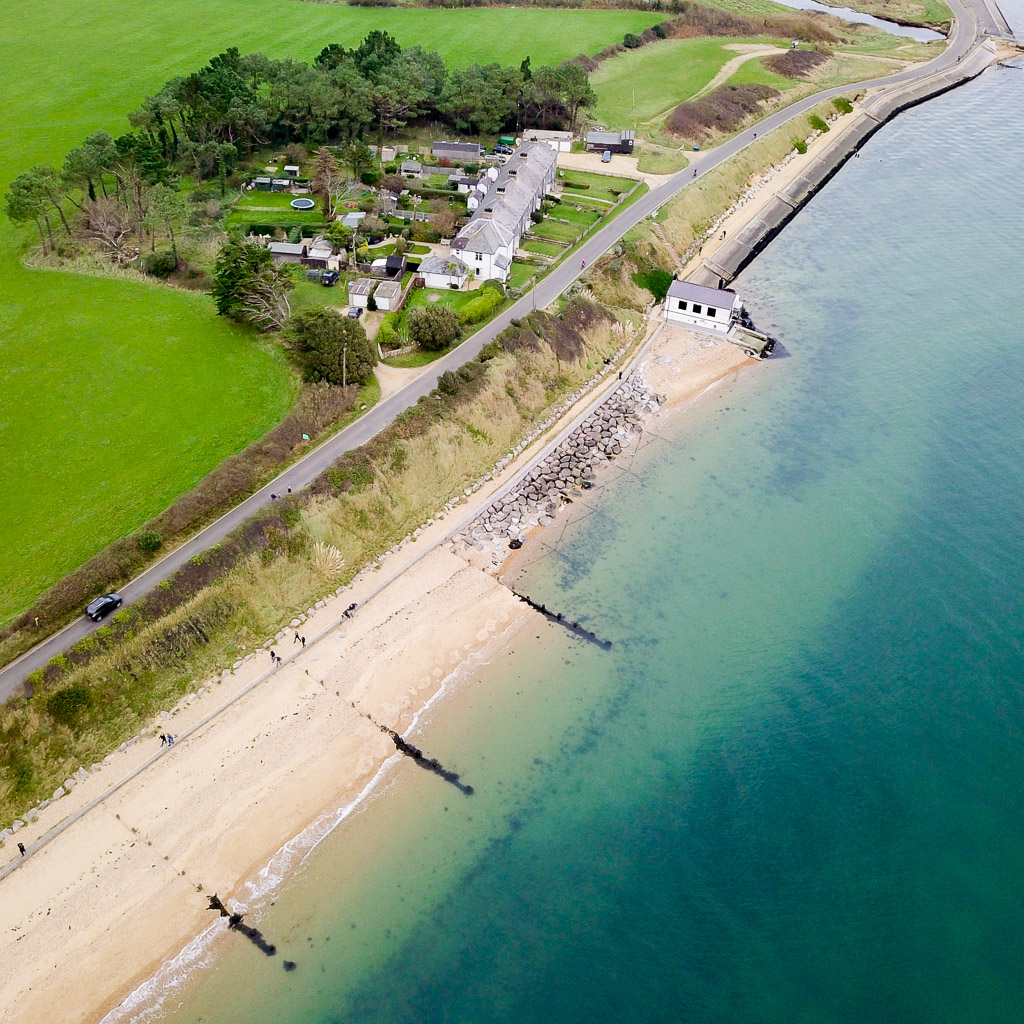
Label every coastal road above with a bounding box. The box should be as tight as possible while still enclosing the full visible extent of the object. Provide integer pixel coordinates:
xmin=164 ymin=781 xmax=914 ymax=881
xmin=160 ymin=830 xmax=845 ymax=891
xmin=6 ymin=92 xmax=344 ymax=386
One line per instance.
xmin=0 ymin=0 xmax=991 ymax=699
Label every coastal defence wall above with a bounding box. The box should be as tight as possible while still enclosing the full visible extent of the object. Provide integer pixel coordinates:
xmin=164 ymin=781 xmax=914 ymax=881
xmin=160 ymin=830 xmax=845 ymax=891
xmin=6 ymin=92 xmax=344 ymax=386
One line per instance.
xmin=690 ymin=48 xmax=1000 ymax=288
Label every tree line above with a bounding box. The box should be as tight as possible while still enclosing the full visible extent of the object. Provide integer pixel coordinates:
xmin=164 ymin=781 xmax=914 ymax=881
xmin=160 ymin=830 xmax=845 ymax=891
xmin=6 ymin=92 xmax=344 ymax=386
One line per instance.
xmin=5 ymin=32 xmax=597 ymax=254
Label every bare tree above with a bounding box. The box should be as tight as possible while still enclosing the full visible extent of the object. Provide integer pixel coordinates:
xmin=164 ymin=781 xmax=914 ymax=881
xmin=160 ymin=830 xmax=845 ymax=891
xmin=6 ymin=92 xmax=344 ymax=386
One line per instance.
xmin=83 ymin=198 xmax=136 ymax=262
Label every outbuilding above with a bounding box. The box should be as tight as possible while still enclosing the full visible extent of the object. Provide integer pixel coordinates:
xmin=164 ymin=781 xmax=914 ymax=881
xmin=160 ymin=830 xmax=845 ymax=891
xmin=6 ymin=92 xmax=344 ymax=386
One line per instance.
xmin=417 ymin=256 xmax=468 ymax=290
xmin=283 ymin=164 xmax=300 ymax=177
xmin=400 ymin=159 xmax=423 ymax=179
xmin=348 ymin=278 xmax=376 ymax=308
xmin=585 ymin=129 xmax=635 ymax=154
xmin=267 ymin=241 xmax=307 ymax=264
xmin=663 ymin=280 xmax=741 ymax=331
xmin=432 ymin=141 xmax=483 ymax=163
xmin=523 ymin=128 xmax=574 ymax=153
xmin=373 ymin=279 xmax=404 ymax=312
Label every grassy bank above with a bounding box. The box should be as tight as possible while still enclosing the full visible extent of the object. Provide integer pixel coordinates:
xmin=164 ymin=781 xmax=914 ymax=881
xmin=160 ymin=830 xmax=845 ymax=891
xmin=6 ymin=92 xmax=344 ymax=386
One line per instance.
xmin=0 ymin=300 xmax=631 ymax=828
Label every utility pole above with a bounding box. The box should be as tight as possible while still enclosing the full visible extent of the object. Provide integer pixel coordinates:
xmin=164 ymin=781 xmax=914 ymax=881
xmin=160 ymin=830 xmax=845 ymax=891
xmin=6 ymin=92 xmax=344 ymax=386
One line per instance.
xmin=343 ymin=346 xmax=347 ymax=389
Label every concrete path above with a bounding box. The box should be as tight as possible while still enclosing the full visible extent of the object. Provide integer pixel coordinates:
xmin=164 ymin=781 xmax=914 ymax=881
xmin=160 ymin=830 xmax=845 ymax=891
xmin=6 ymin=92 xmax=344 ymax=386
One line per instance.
xmin=0 ymin=0 xmax=992 ymax=700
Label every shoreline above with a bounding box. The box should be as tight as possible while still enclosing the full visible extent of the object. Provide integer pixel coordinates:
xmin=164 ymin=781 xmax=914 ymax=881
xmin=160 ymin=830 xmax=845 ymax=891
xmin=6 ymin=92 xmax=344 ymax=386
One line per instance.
xmin=0 ymin=318 xmax=749 ymax=1024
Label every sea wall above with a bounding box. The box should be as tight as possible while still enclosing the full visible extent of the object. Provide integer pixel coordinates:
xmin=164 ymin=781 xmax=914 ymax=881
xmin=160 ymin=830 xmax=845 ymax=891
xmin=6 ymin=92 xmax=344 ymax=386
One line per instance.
xmin=690 ymin=47 xmax=998 ymax=287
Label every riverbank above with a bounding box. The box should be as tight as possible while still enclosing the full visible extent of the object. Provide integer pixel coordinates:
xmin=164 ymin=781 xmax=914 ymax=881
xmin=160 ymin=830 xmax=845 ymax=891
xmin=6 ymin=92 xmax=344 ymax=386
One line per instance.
xmin=0 ymin=314 xmax=749 ymax=1024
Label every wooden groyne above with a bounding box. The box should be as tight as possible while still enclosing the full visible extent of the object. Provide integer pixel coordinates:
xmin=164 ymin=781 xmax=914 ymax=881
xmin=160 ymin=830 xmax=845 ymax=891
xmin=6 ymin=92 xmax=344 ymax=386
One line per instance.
xmin=508 ymin=588 xmax=613 ymax=649
xmin=353 ymin=707 xmax=474 ymax=795
xmin=207 ymin=894 xmax=278 ymax=957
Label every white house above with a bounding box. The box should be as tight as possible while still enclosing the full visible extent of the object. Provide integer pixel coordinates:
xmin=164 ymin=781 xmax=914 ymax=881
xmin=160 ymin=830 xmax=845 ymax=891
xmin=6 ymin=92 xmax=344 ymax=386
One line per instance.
xmin=400 ymin=159 xmax=423 ymax=179
xmin=417 ymin=256 xmax=468 ymax=290
xmin=348 ymin=278 xmax=376 ymax=308
xmin=451 ymin=142 xmax=558 ymax=282
xmin=663 ymin=280 xmax=741 ymax=331
xmin=522 ymin=128 xmax=573 ymax=153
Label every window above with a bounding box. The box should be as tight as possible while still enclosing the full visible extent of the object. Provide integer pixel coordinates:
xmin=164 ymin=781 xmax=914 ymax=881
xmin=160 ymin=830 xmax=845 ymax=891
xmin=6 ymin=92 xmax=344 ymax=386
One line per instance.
xmin=677 ymin=300 xmax=687 ymax=310
xmin=692 ymin=304 xmax=702 ymax=315
xmin=475 ymin=253 xmax=482 ymax=261
xmin=706 ymin=306 xmax=717 ymax=318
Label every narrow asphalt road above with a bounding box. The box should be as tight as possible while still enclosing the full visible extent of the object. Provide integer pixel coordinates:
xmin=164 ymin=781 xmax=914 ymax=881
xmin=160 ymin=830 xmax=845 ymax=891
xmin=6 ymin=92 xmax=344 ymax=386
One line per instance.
xmin=0 ymin=0 xmax=988 ymax=699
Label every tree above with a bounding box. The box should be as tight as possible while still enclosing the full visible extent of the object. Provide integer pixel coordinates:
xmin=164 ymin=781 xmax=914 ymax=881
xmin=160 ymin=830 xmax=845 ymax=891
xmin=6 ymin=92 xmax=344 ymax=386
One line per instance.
xmin=349 ymin=30 xmax=402 ymax=79
xmin=555 ymin=64 xmax=597 ymax=133
xmin=212 ymin=241 xmax=293 ymax=331
xmin=146 ymin=183 xmax=190 ymax=257
xmin=286 ymin=308 xmax=377 ymax=386
xmin=6 ymin=169 xmax=55 ymax=251
xmin=430 ymin=205 xmax=456 ymax=240
xmin=311 ymin=147 xmax=342 ymax=218
xmin=408 ymin=304 xmax=460 ymax=351
xmin=62 ymin=131 xmax=116 ymax=204
xmin=343 ymin=140 xmax=374 ymax=180
xmin=83 ymin=198 xmax=135 ymax=263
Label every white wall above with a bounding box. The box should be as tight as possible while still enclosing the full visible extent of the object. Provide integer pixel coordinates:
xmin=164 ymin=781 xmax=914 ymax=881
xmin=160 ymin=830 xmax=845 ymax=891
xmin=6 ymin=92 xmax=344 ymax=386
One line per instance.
xmin=664 ymin=297 xmax=734 ymax=330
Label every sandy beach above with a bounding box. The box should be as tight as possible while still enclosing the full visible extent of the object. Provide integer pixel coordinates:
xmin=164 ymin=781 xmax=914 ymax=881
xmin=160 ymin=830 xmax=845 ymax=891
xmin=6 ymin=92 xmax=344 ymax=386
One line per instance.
xmin=0 ymin=314 xmax=753 ymax=1024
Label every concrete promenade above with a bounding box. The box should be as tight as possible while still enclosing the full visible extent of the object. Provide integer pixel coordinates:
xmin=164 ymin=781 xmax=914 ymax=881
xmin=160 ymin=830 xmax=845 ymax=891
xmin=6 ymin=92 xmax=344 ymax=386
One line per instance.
xmin=0 ymin=0 xmax=1011 ymax=699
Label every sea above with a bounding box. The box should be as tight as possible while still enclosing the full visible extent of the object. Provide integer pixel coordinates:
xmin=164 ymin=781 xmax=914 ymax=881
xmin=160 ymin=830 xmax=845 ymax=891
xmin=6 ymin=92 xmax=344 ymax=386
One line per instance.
xmin=125 ymin=22 xmax=1024 ymax=1024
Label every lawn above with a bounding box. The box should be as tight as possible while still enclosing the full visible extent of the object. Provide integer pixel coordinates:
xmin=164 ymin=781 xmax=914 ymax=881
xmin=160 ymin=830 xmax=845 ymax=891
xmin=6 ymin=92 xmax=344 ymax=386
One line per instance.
xmin=531 ymin=219 xmax=584 ymax=242
xmin=520 ymin=239 xmax=565 ymax=257
xmin=0 ymin=0 xmax=657 ymax=623
xmin=590 ymin=37 xmax=760 ymax=129
xmin=508 ymin=262 xmax=539 ymax=289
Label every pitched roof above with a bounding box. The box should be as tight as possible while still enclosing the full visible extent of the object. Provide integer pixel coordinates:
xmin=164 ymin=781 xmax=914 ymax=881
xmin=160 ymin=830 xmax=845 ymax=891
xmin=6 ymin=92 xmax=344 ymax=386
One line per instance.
xmin=453 ymin=217 xmax=514 ymax=256
xmin=267 ymin=241 xmax=306 ymax=256
xmin=462 ymin=142 xmax=557 ymax=240
xmin=433 ymin=141 xmax=483 ymax=157
xmin=665 ymin=280 xmax=739 ymax=309
xmin=419 ymin=256 xmax=465 ymax=277
xmin=586 ymin=129 xmax=635 ymax=145
xmin=374 ymin=280 xmax=402 ymax=299
xmin=348 ymin=278 xmax=376 ymax=296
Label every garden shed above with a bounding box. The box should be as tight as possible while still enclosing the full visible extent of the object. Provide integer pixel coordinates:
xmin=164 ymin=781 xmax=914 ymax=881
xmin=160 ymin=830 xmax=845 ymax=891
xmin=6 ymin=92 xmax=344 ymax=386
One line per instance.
xmin=348 ymin=278 xmax=376 ymax=308
xmin=373 ymin=279 xmax=404 ymax=312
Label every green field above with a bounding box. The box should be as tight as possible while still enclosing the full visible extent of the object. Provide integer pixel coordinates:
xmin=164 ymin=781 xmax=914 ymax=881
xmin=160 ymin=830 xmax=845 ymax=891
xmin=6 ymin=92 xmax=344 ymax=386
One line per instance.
xmin=591 ymin=38 xmax=757 ymax=129
xmin=0 ymin=0 xmax=656 ymax=624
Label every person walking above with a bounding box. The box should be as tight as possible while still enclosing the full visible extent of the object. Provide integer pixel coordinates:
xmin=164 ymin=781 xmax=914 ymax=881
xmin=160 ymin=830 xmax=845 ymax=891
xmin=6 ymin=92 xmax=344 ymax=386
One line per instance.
xmin=160 ymin=733 xmax=167 ymax=746
xmin=300 ymin=636 xmax=306 ymax=648
xmin=167 ymin=734 xmax=174 ymax=745
xmin=18 ymin=842 xmax=26 ymax=856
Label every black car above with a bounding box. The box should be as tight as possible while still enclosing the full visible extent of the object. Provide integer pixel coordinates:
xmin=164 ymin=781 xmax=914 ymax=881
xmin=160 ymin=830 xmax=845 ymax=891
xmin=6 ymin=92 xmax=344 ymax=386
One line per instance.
xmin=347 ymin=306 xmax=363 ymax=318
xmin=494 ymin=144 xmax=514 ymax=155
xmin=321 ymin=270 xmax=340 ymax=286
xmin=86 ymin=593 xmax=122 ymax=621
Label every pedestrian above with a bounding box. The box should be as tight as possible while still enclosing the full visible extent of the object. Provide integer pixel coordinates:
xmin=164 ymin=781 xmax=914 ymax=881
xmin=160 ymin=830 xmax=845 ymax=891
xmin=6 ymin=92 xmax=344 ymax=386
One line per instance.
xmin=270 ymin=649 xmax=276 ymax=662
xmin=301 ymin=636 xmax=306 ymax=647
xmin=618 ymin=371 xmax=623 ymax=380
xmin=167 ymin=734 xmax=174 ymax=745
xmin=293 ymin=634 xmax=299 ymax=644
xmin=270 ymin=493 xmax=277 ymax=500
xmin=18 ymin=842 xmax=26 ymax=856
xmin=692 ymin=169 xmax=697 ymax=178
xmin=160 ymin=733 xmax=167 ymax=746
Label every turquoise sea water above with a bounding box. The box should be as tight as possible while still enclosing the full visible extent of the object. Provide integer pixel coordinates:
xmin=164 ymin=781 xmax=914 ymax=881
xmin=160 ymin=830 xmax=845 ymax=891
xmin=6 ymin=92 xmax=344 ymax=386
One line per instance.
xmin=153 ymin=53 xmax=1024 ymax=1024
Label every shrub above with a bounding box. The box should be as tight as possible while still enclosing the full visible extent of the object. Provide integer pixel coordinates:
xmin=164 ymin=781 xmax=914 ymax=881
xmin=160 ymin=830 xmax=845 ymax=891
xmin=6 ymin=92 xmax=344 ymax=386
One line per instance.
xmin=45 ymin=683 xmax=92 ymax=727
xmin=808 ymin=114 xmax=829 ymax=133
xmin=833 ymin=96 xmax=854 ymax=114
xmin=623 ymin=32 xmax=642 ymax=47
xmin=137 ymin=530 xmax=163 ymax=553
xmin=367 ymin=293 xmax=378 ymax=313
xmin=530 ymin=209 xmax=545 ymax=224
xmin=409 ymin=304 xmax=460 ymax=351
xmin=360 ymin=169 xmax=381 ymax=185
xmin=764 ymin=48 xmax=830 ymax=79
xmin=480 ymin=278 xmax=505 ymax=297
xmin=377 ymin=312 xmax=400 ymax=348
xmin=457 ymin=286 xmax=503 ymax=325
xmin=145 ymin=251 xmax=178 ymax=278
xmin=286 ymin=308 xmax=377 ymax=386
xmin=666 ymin=84 xmax=780 ymax=141
xmin=631 ymin=268 xmax=674 ymax=301
xmin=793 ymin=138 xmax=808 ymax=154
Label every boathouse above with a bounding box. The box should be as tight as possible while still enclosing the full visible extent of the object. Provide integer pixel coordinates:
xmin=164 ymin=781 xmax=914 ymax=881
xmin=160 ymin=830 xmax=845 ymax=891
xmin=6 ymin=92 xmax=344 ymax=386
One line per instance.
xmin=663 ymin=280 xmax=741 ymax=331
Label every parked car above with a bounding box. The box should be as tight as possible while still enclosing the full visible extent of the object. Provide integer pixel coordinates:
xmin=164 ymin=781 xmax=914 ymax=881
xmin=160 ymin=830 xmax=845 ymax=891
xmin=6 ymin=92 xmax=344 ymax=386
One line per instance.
xmin=86 ymin=593 xmax=122 ymax=621
xmin=601 ymin=150 xmax=612 ymax=163
xmin=348 ymin=306 xmax=363 ymax=318
xmin=494 ymin=144 xmax=514 ymax=155
xmin=321 ymin=270 xmax=340 ymax=287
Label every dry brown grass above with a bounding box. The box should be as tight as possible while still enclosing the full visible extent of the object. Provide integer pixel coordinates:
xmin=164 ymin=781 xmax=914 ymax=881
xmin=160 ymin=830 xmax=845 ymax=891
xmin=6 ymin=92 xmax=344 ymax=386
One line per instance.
xmin=764 ymin=48 xmax=832 ymax=78
xmin=665 ymin=84 xmax=781 ymax=141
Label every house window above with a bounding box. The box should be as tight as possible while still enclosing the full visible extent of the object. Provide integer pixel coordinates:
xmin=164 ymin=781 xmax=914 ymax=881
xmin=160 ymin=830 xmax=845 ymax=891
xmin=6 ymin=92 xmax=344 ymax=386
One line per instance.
xmin=692 ymin=304 xmax=702 ymax=315
xmin=475 ymin=253 xmax=482 ymax=261
xmin=677 ymin=300 xmax=687 ymax=311
xmin=706 ymin=306 xmax=717 ymax=318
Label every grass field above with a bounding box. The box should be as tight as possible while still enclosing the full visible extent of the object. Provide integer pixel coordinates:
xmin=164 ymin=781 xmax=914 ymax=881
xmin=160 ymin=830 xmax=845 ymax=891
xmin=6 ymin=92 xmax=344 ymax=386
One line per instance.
xmin=0 ymin=0 xmax=656 ymax=624
xmin=591 ymin=38 xmax=759 ymax=128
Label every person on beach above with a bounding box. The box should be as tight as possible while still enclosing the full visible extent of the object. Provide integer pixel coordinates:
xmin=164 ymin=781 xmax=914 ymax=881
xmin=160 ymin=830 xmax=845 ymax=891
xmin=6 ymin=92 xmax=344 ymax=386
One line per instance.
xmin=167 ymin=735 xmax=174 ymax=745
xmin=300 ymin=636 xmax=306 ymax=647
xmin=293 ymin=634 xmax=300 ymax=644
xmin=18 ymin=842 xmax=26 ymax=856
xmin=160 ymin=733 xmax=167 ymax=746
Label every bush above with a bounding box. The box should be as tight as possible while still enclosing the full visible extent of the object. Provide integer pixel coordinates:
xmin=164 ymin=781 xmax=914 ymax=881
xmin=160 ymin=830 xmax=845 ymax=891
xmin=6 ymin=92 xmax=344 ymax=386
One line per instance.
xmin=480 ymin=278 xmax=505 ymax=297
xmin=623 ymin=32 xmax=643 ymax=47
xmin=377 ymin=312 xmax=400 ymax=348
xmin=409 ymin=304 xmax=460 ymax=351
xmin=793 ymin=138 xmax=808 ymax=154
xmin=631 ymin=268 xmax=674 ymax=301
xmin=137 ymin=530 xmax=163 ymax=553
xmin=666 ymin=84 xmax=780 ymax=141
xmin=286 ymin=308 xmax=377 ymax=385
xmin=45 ymin=683 xmax=92 ymax=727
xmin=145 ymin=251 xmax=178 ymax=278
xmin=360 ymin=169 xmax=381 ymax=185
xmin=458 ymin=286 xmax=504 ymax=325
xmin=367 ymin=293 xmax=378 ymax=313
xmin=808 ymin=114 xmax=829 ymax=133
xmin=833 ymin=96 xmax=854 ymax=114
xmin=764 ymin=48 xmax=830 ymax=79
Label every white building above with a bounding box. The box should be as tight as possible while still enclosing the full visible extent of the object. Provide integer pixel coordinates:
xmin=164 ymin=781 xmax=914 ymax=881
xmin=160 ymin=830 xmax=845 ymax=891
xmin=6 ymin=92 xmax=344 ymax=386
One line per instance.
xmin=663 ymin=280 xmax=741 ymax=331
xmin=522 ymin=128 xmax=573 ymax=153
xmin=417 ymin=256 xmax=468 ymax=290
xmin=373 ymin=279 xmax=404 ymax=312
xmin=348 ymin=278 xmax=376 ymax=308
xmin=451 ymin=142 xmax=558 ymax=283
